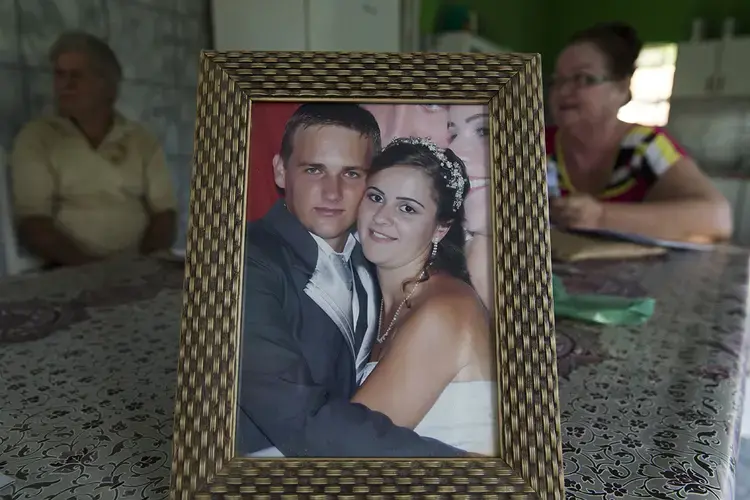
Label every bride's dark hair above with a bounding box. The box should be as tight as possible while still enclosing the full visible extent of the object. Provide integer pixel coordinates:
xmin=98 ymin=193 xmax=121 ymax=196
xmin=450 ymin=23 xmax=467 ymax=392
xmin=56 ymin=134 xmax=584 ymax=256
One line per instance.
xmin=368 ymin=138 xmax=471 ymax=286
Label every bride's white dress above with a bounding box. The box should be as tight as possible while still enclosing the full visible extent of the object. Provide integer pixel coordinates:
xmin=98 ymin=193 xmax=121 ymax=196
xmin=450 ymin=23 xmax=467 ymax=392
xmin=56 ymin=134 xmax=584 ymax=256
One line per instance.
xmin=359 ymin=361 xmax=498 ymax=456
xmin=247 ymin=361 xmax=499 ymax=458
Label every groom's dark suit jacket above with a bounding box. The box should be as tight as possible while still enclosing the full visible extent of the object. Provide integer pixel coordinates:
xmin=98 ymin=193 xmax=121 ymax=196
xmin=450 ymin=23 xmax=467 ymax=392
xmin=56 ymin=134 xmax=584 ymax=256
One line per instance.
xmin=237 ymin=200 xmax=464 ymax=457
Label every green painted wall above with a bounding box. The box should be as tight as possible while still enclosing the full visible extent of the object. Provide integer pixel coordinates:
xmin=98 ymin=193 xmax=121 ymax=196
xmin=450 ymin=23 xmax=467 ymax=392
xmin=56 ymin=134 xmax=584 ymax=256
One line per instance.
xmin=422 ymin=0 xmax=750 ymax=76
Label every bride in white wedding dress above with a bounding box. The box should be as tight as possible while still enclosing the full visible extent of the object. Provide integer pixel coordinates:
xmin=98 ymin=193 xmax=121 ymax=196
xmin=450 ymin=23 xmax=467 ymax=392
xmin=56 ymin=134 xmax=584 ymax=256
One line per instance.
xmin=351 ymin=137 xmax=498 ymax=456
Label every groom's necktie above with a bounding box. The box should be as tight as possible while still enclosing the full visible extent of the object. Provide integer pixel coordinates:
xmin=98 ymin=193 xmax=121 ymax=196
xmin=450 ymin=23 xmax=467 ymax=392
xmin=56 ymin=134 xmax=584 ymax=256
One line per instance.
xmin=331 ymin=254 xmax=354 ymax=328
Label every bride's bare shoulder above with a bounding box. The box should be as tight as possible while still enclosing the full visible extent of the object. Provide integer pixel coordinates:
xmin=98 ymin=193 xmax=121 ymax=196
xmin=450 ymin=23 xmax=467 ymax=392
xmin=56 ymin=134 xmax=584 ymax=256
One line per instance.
xmin=423 ymin=274 xmax=487 ymax=314
xmin=406 ymin=275 xmax=489 ymax=340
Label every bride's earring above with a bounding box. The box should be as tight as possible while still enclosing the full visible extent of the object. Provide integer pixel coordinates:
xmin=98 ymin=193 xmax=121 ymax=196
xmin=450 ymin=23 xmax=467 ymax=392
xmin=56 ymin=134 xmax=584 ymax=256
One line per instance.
xmin=431 ymin=239 xmax=438 ymax=259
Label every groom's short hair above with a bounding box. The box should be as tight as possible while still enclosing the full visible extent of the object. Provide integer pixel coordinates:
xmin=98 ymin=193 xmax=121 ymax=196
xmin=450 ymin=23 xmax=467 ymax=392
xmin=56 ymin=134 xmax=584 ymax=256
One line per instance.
xmin=279 ymin=103 xmax=382 ymax=165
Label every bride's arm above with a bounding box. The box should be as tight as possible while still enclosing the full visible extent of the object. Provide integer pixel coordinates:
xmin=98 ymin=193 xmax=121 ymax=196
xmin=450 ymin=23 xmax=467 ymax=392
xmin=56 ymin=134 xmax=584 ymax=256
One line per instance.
xmin=351 ymin=294 xmax=478 ymax=429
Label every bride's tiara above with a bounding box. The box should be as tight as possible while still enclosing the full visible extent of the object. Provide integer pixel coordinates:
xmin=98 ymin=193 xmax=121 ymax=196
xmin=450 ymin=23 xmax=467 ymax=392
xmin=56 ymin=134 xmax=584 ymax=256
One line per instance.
xmin=385 ymin=137 xmax=466 ymax=212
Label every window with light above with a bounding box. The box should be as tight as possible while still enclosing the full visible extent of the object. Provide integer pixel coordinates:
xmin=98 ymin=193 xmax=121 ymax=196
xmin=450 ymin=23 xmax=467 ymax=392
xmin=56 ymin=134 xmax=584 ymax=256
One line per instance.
xmin=618 ymin=43 xmax=678 ymax=127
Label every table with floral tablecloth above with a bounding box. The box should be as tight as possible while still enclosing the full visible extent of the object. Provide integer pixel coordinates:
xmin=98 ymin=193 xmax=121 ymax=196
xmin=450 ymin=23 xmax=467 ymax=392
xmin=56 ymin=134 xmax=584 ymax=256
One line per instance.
xmin=555 ymin=248 xmax=750 ymax=499
xmin=0 ymin=256 xmax=183 ymax=500
xmin=1 ymin=250 xmax=749 ymax=500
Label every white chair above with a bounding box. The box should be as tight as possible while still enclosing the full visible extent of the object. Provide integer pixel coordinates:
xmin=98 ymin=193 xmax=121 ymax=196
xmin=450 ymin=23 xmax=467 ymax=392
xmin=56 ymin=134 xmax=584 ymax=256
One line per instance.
xmin=0 ymin=149 xmax=44 ymax=276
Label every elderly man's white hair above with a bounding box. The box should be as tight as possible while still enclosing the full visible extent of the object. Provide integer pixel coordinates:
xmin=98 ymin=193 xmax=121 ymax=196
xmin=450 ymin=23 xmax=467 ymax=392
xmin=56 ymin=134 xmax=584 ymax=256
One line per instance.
xmin=48 ymin=31 xmax=123 ymax=94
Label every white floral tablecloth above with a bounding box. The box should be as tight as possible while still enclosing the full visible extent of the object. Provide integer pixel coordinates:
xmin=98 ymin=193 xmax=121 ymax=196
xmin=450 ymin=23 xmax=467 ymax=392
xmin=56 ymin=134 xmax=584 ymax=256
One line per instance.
xmin=0 ymin=257 xmax=183 ymax=500
xmin=555 ymin=248 xmax=750 ymax=499
xmin=0 ymin=250 xmax=748 ymax=499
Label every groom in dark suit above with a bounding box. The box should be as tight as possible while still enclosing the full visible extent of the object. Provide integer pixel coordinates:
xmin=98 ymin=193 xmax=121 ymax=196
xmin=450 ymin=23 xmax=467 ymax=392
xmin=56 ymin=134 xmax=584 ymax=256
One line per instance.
xmin=237 ymin=103 xmax=465 ymax=457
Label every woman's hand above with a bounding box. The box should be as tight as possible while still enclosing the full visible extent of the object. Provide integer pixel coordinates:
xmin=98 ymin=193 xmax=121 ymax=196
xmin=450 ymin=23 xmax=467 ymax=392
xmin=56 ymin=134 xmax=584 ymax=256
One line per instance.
xmin=550 ymin=193 xmax=604 ymax=230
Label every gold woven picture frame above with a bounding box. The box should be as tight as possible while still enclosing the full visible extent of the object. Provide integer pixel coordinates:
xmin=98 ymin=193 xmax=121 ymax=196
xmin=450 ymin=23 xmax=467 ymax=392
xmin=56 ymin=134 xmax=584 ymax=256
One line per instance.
xmin=171 ymin=50 xmax=562 ymax=499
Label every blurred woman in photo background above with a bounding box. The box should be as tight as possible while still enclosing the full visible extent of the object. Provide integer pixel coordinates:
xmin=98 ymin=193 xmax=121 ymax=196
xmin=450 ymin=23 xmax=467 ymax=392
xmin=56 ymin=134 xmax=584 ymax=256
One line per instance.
xmin=361 ymin=104 xmax=451 ymax=148
xmin=447 ymin=105 xmax=493 ymax=311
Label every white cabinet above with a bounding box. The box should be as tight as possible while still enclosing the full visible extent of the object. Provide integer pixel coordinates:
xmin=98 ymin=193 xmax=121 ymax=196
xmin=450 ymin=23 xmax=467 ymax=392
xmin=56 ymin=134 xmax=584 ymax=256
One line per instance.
xmin=211 ymin=0 xmax=307 ymax=51
xmin=716 ymin=38 xmax=750 ymax=97
xmin=672 ymin=41 xmax=721 ymax=98
xmin=211 ymin=0 xmax=412 ymax=53
xmin=711 ymin=176 xmax=750 ymax=246
xmin=712 ymin=177 xmax=744 ymax=242
xmin=308 ymin=0 xmax=402 ymax=52
xmin=673 ymin=37 xmax=750 ymax=98
xmin=735 ymin=181 xmax=750 ymax=247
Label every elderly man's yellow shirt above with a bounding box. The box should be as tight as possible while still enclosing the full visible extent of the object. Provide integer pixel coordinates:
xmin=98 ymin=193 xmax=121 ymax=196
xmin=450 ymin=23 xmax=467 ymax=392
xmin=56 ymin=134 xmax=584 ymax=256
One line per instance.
xmin=10 ymin=114 xmax=177 ymax=257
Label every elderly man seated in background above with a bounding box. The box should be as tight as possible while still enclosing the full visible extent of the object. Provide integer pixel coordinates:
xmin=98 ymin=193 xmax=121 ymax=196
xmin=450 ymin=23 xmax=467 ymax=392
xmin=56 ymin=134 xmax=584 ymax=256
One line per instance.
xmin=9 ymin=31 xmax=177 ymax=267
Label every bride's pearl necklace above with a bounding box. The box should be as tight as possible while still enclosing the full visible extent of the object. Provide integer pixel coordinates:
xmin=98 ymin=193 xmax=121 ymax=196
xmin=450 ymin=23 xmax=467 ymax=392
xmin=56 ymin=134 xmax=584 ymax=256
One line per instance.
xmin=376 ymin=268 xmax=427 ymax=344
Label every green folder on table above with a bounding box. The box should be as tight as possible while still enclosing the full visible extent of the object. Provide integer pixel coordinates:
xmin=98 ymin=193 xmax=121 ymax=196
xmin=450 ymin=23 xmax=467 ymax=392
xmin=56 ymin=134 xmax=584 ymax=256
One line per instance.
xmin=552 ymin=274 xmax=655 ymax=326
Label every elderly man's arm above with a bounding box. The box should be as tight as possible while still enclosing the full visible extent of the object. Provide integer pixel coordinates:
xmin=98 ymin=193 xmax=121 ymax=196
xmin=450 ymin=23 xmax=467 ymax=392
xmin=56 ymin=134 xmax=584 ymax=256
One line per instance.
xmin=140 ymin=142 xmax=178 ymax=254
xmin=10 ymin=123 xmax=99 ymax=266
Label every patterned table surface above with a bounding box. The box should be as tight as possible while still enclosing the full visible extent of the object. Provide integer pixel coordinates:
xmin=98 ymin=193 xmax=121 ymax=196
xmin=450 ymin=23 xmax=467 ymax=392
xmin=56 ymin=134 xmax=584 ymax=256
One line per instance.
xmin=555 ymin=249 xmax=750 ymax=499
xmin=0 ymin=251 xmax=748 ymax=499
xmin=0 ymin=256 xmax=184 ymax=500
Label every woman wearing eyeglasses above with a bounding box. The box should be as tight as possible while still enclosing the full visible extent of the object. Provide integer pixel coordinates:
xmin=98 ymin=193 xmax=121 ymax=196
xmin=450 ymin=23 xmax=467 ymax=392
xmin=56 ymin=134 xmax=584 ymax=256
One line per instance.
xmin=547 ymin=22 xmax=731 ymax=243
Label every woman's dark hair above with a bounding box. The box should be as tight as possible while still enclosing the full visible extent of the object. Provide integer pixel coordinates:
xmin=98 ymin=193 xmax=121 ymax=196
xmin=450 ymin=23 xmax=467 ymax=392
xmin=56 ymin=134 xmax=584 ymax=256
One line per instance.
xmin=570 ymin=22 xmax=643 ymax=81
xmin=369 ymin=138 xmax=471 ymax=287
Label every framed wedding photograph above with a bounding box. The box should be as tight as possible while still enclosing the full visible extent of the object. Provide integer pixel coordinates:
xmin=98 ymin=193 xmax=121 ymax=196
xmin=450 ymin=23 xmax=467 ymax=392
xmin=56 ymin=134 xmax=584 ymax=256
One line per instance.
xmin=171 ymin=51 xmax=563 ymax=498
